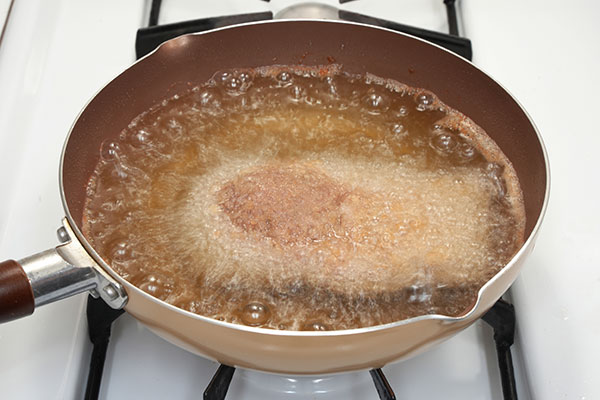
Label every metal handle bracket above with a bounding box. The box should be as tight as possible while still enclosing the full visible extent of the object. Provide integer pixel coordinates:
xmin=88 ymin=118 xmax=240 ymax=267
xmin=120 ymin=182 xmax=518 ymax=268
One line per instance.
xmin=19 ymin=219 xmax=127 ymax=310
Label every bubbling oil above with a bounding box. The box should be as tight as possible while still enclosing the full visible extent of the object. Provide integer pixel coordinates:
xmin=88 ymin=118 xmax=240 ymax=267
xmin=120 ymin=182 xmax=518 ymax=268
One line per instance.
xmin=82 ymin=65 xmax=525 ymax=330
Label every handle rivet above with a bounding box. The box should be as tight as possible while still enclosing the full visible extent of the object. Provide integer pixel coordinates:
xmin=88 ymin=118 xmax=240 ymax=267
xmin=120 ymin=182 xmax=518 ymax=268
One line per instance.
xmin=103 ymin=285 xmax=118 ymax=300
xmin=56 ymin=227 xmax=70 ymax=243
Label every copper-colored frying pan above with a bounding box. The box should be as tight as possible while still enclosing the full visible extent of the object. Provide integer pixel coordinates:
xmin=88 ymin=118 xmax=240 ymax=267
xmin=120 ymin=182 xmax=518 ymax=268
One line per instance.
xmin=0 ymin=20 xmax=548 ymax=374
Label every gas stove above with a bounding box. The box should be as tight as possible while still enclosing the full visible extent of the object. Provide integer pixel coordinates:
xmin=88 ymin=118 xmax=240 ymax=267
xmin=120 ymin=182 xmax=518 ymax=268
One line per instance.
xmin=0 ymin=1 xmax=598 ymax=399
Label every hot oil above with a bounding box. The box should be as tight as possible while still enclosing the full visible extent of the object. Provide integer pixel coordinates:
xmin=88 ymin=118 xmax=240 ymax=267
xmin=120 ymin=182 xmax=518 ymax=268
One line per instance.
xmin=83 ymin=66 xmax=525 ymax=330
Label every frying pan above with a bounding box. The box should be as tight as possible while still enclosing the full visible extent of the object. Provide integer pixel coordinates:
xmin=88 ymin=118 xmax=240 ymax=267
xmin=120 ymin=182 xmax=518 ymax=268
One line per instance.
xmin=0 ymin=20 xmax=548 ymax=374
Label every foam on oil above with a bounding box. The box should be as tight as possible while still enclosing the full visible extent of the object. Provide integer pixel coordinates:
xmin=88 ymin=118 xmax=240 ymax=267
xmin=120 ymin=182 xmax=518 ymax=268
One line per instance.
xmin=83 ymin=66 xmax=525 ymax=330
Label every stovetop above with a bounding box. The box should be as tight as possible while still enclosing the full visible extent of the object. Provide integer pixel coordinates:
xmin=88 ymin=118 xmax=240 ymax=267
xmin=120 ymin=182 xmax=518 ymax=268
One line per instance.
xmin=0 ymin=1 xmax=598 ymax=399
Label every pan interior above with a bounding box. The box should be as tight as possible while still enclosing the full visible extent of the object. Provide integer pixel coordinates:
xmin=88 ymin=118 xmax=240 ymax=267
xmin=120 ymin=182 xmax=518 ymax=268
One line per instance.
xmin=61 ymin=21 xmax=547 ymax=328
xmin=80 ymin=64 xmax=524 ymax=330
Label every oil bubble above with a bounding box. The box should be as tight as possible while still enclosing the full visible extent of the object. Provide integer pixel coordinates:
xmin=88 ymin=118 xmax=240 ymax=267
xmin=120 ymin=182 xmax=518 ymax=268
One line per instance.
xmin=302 ymin=321 xmax=329 ymax=331
xmin=289 ymin=85 xmax=306 ymax=102
xmin=100 ymin=198 xmax=122 ymax=212
xmin=194 ymin=89 xmax=222 ymax=109
xmin=486 ymin=163 xmax=507 ymax=197
xmin=415 ymin=93 xmax=435 ymax=111
xmin=241 ymin=302 xmax=271 ymax=326
xmin=366 ymin=93 xmax=384 ymax=107
xmin=396 ymin=106 xmax=408 ymax=117
xmin=305 ymin=96 xmax=321 ymax=106
xmin=275 ymin=71 xmax=293 ymax=87
xmin=127 ymin=129 xmax=152 ymax=148
xmin=430 ymin=128 xmax=457 ymax=155
xmin=216 ymin=70 xmax=253 ymax=93
xmin=222 ymin=76 xmax=242 ymax=92
xmin=107 ymin=239 xmax=132 ymax=263
xmin=238 ymin=72 xmax=251 ymax=83
xmin=218 ymin=71 xmax=231 ymax=82
xmin=139 ymin=274 xmax=172 ymax=298
xmin=362 ymin=89 xmax=389 ymax=114
xmin=325 ymin=76 xmax=338 ymax=96
xmin=457 ymin=142 xmax=477 ymax=161
xmin=165 ymin=118 xmax=183 ymax=136
xmin=407 ymin=284 xmax=432 ymax=303
xmin=391 ymin=123 xmax=405 ymax=136
xmin=196 ymin=90 xmax=212 ymax=105
xmin=100 ymin=141 xmax=121 ymax=161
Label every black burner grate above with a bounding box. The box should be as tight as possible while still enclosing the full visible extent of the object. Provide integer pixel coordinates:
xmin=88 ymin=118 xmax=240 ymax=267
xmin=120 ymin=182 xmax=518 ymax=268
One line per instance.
xmin=134 ymin=0 xmax=471 ymax=60
xmin=84 ymin=296 xmax=124 ymax=400
xmin=483 ymin=299 xmax=519 ymax=400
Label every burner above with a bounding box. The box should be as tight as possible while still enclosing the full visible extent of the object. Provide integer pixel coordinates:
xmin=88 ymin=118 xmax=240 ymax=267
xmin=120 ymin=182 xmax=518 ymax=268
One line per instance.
xmin=274 ymin=2 xmax=339 ymax=19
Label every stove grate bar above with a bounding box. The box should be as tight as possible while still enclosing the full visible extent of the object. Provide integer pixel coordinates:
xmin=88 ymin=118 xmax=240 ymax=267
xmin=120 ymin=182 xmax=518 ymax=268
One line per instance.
xmin=482 ymin=299 xmax=519 ymax=400
xmin=443 ymin=0 xmax=459 ymax=36
xmin=370 ymin=368 xmax=397 ymax=400
xmin=204 ymin=364 xmax=236 ymax=400
xmin=148 ymin=0 xmax=161 ymax=27
xmin=340 ymin=0 xmax=463 ymax=43
xmin=84 ymin=295 xmax=125 ymax=400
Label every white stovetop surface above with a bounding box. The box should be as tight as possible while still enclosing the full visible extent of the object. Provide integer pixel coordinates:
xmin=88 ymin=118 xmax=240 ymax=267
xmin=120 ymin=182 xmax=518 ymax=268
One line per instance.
xmin=0 ymin=1 xmax=598 ymax=399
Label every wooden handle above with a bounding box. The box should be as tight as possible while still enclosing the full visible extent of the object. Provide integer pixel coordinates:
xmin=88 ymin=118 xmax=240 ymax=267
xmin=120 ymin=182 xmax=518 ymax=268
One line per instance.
xmin=0 ymin=259 xmax=35 ymax=323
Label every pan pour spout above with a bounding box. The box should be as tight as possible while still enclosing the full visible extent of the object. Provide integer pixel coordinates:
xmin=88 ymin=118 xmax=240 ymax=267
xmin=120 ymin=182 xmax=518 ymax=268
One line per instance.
xmin=0 ymin=219 xmax=126 ymax=323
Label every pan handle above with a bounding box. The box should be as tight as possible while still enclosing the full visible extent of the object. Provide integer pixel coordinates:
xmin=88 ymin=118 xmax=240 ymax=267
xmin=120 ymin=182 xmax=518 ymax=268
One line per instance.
xmin=0 ymin=220 xmax=128 ymax=324
xmin=0 ymin=259 xmax=35 ymax=323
